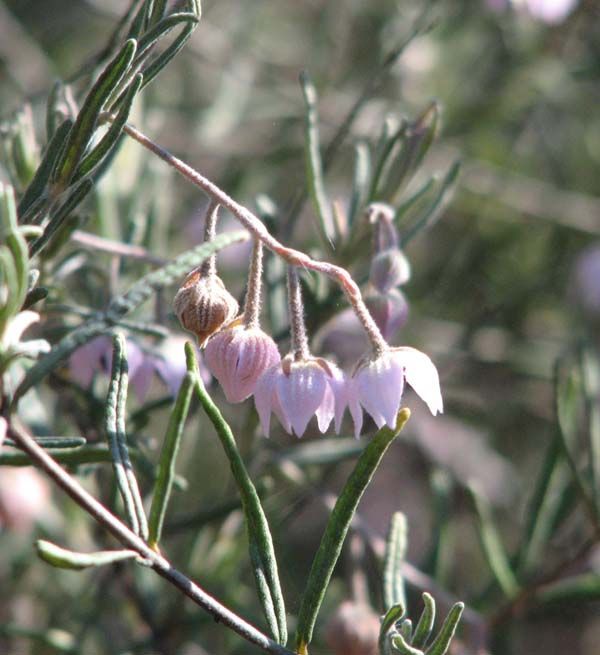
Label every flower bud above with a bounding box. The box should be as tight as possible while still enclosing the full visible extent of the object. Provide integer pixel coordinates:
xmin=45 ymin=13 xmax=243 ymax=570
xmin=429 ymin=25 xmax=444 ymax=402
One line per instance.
xmin=205 ymin=324 xmax=280 ymax=403
xmin=173 ymin=270 xmax=239 ymax=346
xmin=325 ymin=601 xmax=380 ymax=655
xmin=369 ymin=248 xmax=411 ymax=293
xmin=365 ymin=289 xmax=409 ymax=340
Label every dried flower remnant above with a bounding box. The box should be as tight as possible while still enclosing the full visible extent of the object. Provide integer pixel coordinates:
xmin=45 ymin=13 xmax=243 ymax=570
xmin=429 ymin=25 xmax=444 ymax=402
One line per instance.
xmin=174 ymin=201 xmax=239 ymax=345
xmin=173 ymin=268 xmax=239 ymax=346
xmin=349 ymin=346 xmax=442 ymax=438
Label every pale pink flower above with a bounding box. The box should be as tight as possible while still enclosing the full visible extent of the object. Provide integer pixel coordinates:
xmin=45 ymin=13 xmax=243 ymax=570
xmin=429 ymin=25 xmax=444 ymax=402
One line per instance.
xmin=348 ymin=347 xmax=443 ymax=438
xmin=254 ymin=356 xmax=346 ymax=437
xmin=69 ymin=334 xmax=206 ymax=401
xmin=205 ymin=324 xmax=280 ymax=403
xmin=0 ymin=467 xmax=51 ymax=533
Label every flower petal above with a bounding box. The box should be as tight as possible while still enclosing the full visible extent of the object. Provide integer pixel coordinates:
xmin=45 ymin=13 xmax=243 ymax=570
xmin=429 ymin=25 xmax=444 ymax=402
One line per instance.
xmin=346 ymin=378 xmax=363 ymax=439
xmin=316 ymin=383 xmax=335 ymax=433
xmin=254 ymin=365 xmax=279 ymax=437
xmin=276 ymin=363 xmax=326 ymax=437
xmin=391 ymin=347 xmax=443 ymax=415
xmin=355 ymin=352 xmax=404 ymax=429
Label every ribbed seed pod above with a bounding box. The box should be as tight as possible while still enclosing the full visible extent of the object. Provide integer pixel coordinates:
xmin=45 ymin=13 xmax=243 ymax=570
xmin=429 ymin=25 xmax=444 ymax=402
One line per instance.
xmin=173 ymin=269 xmax=239 ymax=346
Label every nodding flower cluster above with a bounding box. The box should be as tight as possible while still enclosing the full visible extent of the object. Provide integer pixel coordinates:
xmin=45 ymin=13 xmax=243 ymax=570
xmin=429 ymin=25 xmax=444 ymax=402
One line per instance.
xmin=174 ymin=204 xmax=442 ymax=439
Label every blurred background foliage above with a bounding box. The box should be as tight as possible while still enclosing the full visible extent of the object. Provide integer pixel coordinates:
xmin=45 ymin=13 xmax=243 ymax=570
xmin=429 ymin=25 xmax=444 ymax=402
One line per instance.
xmin=0 ymin=1 xmax=599 ymax=654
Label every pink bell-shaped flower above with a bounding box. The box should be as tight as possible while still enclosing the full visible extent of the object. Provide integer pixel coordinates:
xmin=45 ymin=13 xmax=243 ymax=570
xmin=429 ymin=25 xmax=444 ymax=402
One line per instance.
xmin=205 ymin=323 xmax=280 ymax=403
xmin=254 ymin=355 xmax=346 ymax=438
xmin=348 ymin=347 xmax=443 ymax=438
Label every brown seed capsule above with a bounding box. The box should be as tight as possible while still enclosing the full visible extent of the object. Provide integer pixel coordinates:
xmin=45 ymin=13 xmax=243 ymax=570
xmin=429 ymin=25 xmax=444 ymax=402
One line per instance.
xmin=173 ymin=269 xmax=239 ymax=346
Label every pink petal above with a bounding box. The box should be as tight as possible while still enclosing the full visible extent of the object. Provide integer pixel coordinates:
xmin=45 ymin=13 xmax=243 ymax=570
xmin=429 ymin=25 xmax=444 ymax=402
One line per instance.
xmin=254 ymin=366 xmax=281 ymax=437
xmin=391 ymin=347 xmax=443 ymax=415
xmin=355 ymin=352 xmax=404 ymax=429
xmin=347 ymin=379 xmax=363 ymax=439
xmin=327 ymin=363 xmax=347 ymax=433
xmin=130 ymin=357 xmax=156 ymax=403
xmin=316 ymin=384 xmax=335 ymax=433
xmin=276 ymin=363 xmax=326 ymax=437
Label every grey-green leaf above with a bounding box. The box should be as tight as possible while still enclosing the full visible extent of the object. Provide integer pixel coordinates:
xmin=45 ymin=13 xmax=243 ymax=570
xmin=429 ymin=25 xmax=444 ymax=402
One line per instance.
xmin=384 ymin=512 xmax=408 ymax=610
xmin=295 ymin=409 xmax=411 ymax=654
xmin=36 ymin=540 xmax=139 ymax=570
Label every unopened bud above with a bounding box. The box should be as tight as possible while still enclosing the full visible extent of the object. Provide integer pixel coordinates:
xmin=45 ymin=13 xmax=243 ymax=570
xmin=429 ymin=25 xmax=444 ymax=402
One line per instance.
xmin=366 ymin=289 xmax=409 ymax=340
xmin=325 ymin=601 xmax=380 ymax=655
xmin=370 ymin=248 xmax=411 ymax=293
xmin=173 ymin=270 xmax=239 ymax=346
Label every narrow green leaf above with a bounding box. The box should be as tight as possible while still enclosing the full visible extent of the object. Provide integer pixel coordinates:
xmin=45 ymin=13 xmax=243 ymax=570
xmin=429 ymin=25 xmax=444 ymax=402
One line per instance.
xmin=401 ymin=161 xmax=460 ymax=246
xmin=379 ymin=603 xmax=406 ymax=653
xmin=468 ymin=484 xmax=520 ymax=599
xmin=275 ymin=437 xmax=364 ymax=467
xmin=0 ymin=246 xmax=19 ymax=325
xmin=516 ymin=434 xmax=569 ymax=574
xmin=537 ymin=572 xmax=600 ymax=605
xmin=295 ymin=409 xmax=411 ymax=653
xmin=391 ymin=632 xmax=422 ymax=655
xmin=73 ymin=74 xmax=143 ymax=182
xmin=188 ymin=346 xmax=287 ymax=645
xmin=384 ymin=512 xmax=408 ymax=610
xmin=148 ymin=371 xmax=194 ymax=549
xmin=140 ymin=1 xmax=200 ymax=90
xmin=394 ymin=176 xmax=436 ymax=224
xmin=1 ymin=183 xmax=28 ymax=313
xmin=36 ymin=540 xmax=139 ymax=570
xmin=347 ymin=142 xmax=371 ymax=227
xmin=299 ymin=70 xmax=335 ymax=247
xmin=105 ymin=334 xmax=148 ymax=539
xmin=382 ymin=102 xmax=439 ymax=204
xmin=412 ymin=593 xmax=436 ymax=650
xmin=369 ymin=116 xmax=405 ymax=202
xmin=107 ymin=230 xmax=247 ymax=317
xmin=147 ymin=0 xmax=167 ymax=26
xmin=425 ymin=603 xmax=464 ymax=655
xmin=581 ymin=349 xmax=600 ymax=511
xmin=3 ymin=436 xmax=86 ymax=449
xmin=52 ymin=39 xmax=137 ymax=188
xmin=555 ymin=357 xmax=599 ymax=527
xmin=30 ymin=179 xmax=93 ymax=257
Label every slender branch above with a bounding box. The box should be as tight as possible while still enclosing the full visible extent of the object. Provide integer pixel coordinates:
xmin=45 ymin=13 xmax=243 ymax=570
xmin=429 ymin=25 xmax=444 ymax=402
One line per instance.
xmin=6 ymin=420 xmax=295 ymax=655
xmin=71 ymin=230 xmax=166 ymax=264
xmin=101 ymin=114 xmax=387 ymax=355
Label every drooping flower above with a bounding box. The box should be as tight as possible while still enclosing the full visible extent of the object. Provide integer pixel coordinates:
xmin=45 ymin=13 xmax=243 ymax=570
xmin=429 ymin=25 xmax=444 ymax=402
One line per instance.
xmin=69 ymin=334 xmax=206 ymax=401
xmin=254 ymin=355 xmax=346 ymax=437
xmin=348 ymin=347 xmax=442 ymax=438
xmin=205 ymin=322 xmax=280 ymax=403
